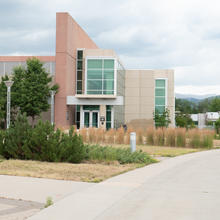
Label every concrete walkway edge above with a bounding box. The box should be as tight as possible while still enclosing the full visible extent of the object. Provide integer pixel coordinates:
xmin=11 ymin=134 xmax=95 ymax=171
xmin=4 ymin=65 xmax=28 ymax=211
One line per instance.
xmin=27 ymin=150 xmax=219 ymax=220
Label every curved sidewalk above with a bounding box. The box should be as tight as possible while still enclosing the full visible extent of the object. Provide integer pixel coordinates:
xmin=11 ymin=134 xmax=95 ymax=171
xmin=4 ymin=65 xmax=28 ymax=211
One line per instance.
xmin=28 ymin=149 xmax=220 ymax=220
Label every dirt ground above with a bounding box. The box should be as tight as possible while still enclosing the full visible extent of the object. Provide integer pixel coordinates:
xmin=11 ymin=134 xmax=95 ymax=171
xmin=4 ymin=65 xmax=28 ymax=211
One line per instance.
xmin=0 ymin=197 xmax=43 ymax=220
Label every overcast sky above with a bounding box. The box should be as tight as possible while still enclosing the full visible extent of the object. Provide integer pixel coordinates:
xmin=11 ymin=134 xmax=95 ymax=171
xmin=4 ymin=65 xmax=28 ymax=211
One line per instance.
xmin=1 ymin=0 xmax=220 ymax=95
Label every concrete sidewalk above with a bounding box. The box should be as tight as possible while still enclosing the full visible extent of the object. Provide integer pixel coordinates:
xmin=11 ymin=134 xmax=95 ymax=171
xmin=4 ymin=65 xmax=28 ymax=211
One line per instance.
xmin=0 ymin=175 xmax=95 ymax=220
xmin=0 ymin=175 xmax=95 ymax=203
xmin=27 ymin=150 xmax=220 ymax=220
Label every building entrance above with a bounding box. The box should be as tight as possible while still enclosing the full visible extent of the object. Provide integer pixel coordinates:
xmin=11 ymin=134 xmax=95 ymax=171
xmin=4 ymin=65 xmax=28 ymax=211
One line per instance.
xmin=84 ymin=111 xmax=99 ymax=128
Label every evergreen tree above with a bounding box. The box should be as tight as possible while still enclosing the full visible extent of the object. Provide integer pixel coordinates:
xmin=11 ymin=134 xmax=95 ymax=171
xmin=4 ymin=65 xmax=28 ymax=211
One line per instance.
xmin=0 ymin=75 xmax=10 ymax=128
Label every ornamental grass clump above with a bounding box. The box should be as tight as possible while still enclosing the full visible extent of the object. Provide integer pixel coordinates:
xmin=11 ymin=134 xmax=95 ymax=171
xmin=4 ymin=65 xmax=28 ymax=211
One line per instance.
xmin=115 ymin=127 xmax=125 ymax=144
xmin=154 ymin=128 xmax=165 ymax=146
xmin=136 ymin=128 xmax=144 ymax=145
xmin=96 ymin=128 xmax=105 ymax=144
xmin=88 ymin=127 xmax=96 ymax=144
xmin=124 ymin=126 xmax=134 ymax=144
xmin=165 ymin=128 xmax=176 ymax=146
xmin=146 ymin=127 xmax=155 ymax=145
xmin=176 ymin=128 xmax=186 ymax=147
xmin=200 ymin=129 xmax=214 ymax=148
xmin=79 ymin=128 xmax=87 ymax=143
xmin=105 ymin=128 xmax=115 ymax=144
xmin=188 ymin=129 xmax=201 ymax=148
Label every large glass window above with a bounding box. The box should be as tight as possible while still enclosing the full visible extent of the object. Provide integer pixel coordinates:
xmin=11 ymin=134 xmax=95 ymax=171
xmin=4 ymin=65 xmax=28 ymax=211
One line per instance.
xmin=155 ymin=79 xmax=166 ymax=114
xmin=86 ymin=59 xmax=115 ymax=95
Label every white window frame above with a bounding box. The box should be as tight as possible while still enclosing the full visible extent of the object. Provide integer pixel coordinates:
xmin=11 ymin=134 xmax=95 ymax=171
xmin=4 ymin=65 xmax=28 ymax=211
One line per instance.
xmin=155 ymin=78 xmax=168 ymax=112
xmin=85 ymin=56 xmax=117 ymax=96
xmin=82 ymin=110 xmax=100 ymax=128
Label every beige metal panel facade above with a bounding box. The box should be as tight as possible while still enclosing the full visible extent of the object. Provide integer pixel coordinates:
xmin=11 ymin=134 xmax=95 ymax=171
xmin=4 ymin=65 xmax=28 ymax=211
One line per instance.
xmin=83 ymin=49 xmax=117 ymax=57
xmin=125 ymin=69 xmax=175 ymax=128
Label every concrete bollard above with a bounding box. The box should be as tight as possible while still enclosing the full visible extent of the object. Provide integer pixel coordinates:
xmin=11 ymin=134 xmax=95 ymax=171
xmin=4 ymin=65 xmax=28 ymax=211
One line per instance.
xmin=130 ymin=132 xmax=136 ymax=153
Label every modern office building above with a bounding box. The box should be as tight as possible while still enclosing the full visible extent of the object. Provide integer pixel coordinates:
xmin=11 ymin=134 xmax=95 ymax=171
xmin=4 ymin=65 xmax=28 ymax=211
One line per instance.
xmin=0 ymin=12 xmax=175 ymax=129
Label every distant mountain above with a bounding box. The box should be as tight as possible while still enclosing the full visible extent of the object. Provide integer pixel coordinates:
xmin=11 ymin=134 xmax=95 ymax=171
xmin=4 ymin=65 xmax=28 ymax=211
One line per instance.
xmin=175 ymin=93 xmax=217 ymax=100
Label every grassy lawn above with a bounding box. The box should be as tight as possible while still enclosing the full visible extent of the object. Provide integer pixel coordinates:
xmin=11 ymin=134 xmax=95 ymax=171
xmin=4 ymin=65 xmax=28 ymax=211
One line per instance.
xmin=112 ymin=145 xmax=203 ymax=157
xmin=0 ymin=159 xmax=140 ymax=183
xmin=0 ymin=145 xmax=205 ymax=183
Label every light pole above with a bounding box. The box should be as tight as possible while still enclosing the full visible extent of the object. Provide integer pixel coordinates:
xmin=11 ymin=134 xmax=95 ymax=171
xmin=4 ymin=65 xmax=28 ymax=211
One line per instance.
xmin=50 ymin=90 xmax=55 ymax=125
xmin=4 ymin=81 xmax=14 ymax=129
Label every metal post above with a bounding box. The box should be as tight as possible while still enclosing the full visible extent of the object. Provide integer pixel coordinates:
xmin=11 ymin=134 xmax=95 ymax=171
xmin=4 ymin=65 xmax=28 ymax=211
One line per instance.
xmin=50 ymin=90 xmax=55 ymax=126
xmin=130 ymin=132 xmax=136 ymax=153
xmin=4 ymin=81 xmax=14 ymax=129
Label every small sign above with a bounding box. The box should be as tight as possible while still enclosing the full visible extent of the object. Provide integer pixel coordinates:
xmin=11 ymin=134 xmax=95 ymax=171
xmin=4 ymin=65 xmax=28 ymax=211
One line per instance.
xmin=100 ymin=116 xmax=105 ymax=122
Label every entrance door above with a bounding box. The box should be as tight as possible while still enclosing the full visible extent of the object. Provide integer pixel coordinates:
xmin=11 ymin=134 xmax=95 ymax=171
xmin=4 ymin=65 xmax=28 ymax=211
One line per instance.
xmin=84 ymin=111 xmax=99 ymax=128
xmin=92 ymin=112 xmax=98 ymax=127
xmin=84 ymin=112 xmax=90 ymax=128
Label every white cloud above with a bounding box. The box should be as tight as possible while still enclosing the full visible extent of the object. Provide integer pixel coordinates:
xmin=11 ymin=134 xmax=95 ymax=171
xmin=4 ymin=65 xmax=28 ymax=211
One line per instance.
xmin=1 ymin=0 xmax=220 ymax=94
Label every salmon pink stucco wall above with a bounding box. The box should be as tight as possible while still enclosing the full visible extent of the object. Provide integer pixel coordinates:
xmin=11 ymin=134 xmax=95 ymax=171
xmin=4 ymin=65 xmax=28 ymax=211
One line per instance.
xmin=55 ymin=12 xmax=98 ymax=129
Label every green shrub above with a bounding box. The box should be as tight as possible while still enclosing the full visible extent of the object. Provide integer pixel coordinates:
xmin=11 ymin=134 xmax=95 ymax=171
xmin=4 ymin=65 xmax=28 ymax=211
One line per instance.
xmin=86 ymin=145 xmax=156 ymax=164
xmin=24 ymin=120 xmax=61 ymax=162
xmin=2 ymin=114 xmax=31 ymax=159
xmin=60 ymin=127 xmax=86 ymax=163
xmin=1 ymin=114 xmax=86 ymax=163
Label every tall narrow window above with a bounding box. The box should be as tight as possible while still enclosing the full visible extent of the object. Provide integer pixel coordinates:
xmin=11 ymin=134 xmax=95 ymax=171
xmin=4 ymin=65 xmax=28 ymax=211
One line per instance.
xmin=106 ymin=105 xmax=112 ymax=130
xmin=75 ymin=105 xmax=80 ymax=129
xmin=76 ymin=50 xmax=83 ymax=94
xmin=155 ymin=79 xmax=166 ymax=113
xmin=86 ymin=59 xmax=115 ymax=95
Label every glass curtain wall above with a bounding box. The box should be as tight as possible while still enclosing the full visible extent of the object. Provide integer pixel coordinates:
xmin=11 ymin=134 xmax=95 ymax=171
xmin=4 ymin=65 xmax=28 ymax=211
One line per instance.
xmin=155 ymin=79 xmax=166 ymax=113
xmin=86 ymin=59 xmax=115 ymax=95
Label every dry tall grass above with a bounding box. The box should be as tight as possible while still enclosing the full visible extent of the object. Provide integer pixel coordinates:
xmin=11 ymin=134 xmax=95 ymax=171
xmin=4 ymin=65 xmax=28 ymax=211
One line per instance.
xmin=88 ymin=127 xmax=97 ymax=143
xmin=77 ymin=126 xmax=214 ymax=148
xmin=176 ymin=128 xmax=186 ymax=147
xmin=136 ymin=128 xmax=145 ymax=145
xmin=79 ymin=128 xmax=87 ymax=142
xmin=115 ymin=127 xmax=125 ymax=144
xmin=146 ymin=127 xmax=155 ymax=145
xmin=154 ymin=128 xmax=165 ymax=146
xmin=124 ymin=126 xmax=134 ymax=144
xmin=105 ymin=129 xmax=116 ymax=144
xmin=165 ymin=128 xmax=176 ymax=146
xmin=200 ymin=129 xmax=215 ymax=148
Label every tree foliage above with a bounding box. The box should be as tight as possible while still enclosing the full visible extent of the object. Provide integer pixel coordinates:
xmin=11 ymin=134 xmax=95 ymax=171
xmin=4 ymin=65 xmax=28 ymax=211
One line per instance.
xmin=175 ymin=98 xmax=197 ymax=114
xmin=0 ymin=58 xmax=58 ymax=126
xmin=154 ymin=109 xmax=171 ymax=128
xmin=176 ymin=97 xmax=220 ymax=114
xmin=215 ymin=119 xmax=220 ymax=134
xmin=0 ymin=75 xmax=9 ymax=128
xmin=175 ymin=113 xmax=195 ymax=129
xmin=12 ymin=58 xmax=58 ymax=123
